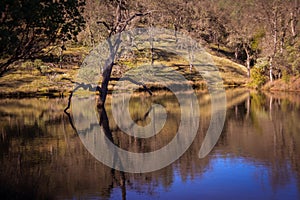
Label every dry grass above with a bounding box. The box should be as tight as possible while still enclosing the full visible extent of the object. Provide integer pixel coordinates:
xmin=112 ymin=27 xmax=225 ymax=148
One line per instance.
xmin=0 ymin=46 xmax=86 ymax=97
xmin=263 ymin=76 xmax=300 ymax=92
xmin=0 ymin=46 xmax=249 ymax=97
xmin=210 ymin=54 xmax=248 ymax=86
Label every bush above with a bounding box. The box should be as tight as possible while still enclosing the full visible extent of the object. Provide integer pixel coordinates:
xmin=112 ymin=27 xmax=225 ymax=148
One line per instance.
xmin=249 ymin=67 xmax=267 ymax=88
xmin=248 ymin=57 xmax=268 ymax=88
xmin=282 ymin=69 xmax=290 ymax=83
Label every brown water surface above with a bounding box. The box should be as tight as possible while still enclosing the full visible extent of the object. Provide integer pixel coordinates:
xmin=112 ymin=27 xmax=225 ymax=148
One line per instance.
xmin=0 ymin=89 xmax=300 ymax=199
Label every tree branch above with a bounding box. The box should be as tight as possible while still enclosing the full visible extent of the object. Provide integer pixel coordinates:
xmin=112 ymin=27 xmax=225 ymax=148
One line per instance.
xmin=97 ymin=20 xmax=111 ymax=31
xmin=64 ymin=83 xmax=101 ymax=113
xmin=119 ymin=11 xmax=154 ymax=32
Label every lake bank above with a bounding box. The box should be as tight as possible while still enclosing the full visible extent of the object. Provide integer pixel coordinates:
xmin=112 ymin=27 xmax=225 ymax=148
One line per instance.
xmin=262 ymin=76 xmax=300 ymax=92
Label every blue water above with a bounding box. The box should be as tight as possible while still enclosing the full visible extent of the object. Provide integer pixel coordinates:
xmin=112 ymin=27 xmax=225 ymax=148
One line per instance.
xmin=109 ymin=155 xmax=299 ymax=200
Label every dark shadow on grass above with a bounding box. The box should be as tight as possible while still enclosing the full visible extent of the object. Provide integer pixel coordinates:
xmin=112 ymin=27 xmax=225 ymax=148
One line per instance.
xmin=0 ymin=76 xmax=35 ymax=89
xmin=222 ymin=65 xmax=247 ymax=77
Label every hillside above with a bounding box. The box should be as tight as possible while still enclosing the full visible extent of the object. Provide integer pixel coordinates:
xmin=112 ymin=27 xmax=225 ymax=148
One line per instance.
xmin=0 ymin=47 xmax=248 ymax=97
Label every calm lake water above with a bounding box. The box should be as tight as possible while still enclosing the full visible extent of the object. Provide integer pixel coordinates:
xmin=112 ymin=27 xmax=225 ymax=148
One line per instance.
xmin=0 ymin=89 xmax=300 ymax=199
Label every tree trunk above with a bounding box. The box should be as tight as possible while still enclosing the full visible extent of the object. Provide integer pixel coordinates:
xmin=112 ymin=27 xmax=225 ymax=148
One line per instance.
xmin=279 ymin=34 xmax=284 ymax=54
xmin=269 ymin=57 xmax=274 ymax=82
xmin=97 ymin=34 xmax=121 ymax=107
xmin=244 ymin=46 xmax=251 ymax=78
xmin=246 ymin=56 xmax=251 ymax=78
xmin=0 ymin=64 xmax=10 ymax=77
xmin=235 ymin=47 xmax=238 ymax=60
xmin=290 ymin=0 xmax=299 ymax=40
xmin=174 ymin=24 xmax=178 ymax=43
xmin=290 ymin=12 xmax=296 ymax=38
xmin=98 ymin=62 xmax=114 ymax=108
xmin=0 ymin=58 xmax=16 ymax=77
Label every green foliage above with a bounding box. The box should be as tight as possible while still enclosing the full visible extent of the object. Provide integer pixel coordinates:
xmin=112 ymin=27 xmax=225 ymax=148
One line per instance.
xmin=249 ymin=67 xmax=267 ymax=88
xmin=248 ymin=57 xmax=268 ymax=88
xmin=282 ymin=69 xmax=290 ymax=83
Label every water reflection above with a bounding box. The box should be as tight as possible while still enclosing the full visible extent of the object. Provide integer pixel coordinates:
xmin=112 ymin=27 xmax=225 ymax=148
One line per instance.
xmin=0 ymin=89 xmax=300 ymax=199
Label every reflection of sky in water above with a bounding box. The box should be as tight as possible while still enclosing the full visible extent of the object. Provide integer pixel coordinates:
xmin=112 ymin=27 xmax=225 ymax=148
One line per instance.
xmin=110 ymin=155 xmax=299 ymax=200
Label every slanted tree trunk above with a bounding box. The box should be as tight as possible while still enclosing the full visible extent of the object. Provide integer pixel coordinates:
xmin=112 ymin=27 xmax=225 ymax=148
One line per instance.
xmin=98 ymin=62 xmax=114 ymax=107
xmin=0 ymin=58 xmax=17 ymax=77
xmin=98 ymin=35 xmax=121 ymax=107
xmin=0 ymin=63 xmax=11 ymax=77
xmin=64 ymin=0 xmax=153 ymax=110
xmin=95 ymin=3 xmax=152 ymax=107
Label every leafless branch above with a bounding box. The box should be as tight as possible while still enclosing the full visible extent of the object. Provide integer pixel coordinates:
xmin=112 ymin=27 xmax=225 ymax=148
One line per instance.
xmin=97 ymin=20 xmax=111 ymax=31
xmin=64 ymin=83 xmax=101 ymax=113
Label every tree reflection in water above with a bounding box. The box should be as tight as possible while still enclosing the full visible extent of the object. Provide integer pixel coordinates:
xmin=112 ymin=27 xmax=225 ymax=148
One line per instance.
xmin=0 ymin=89 xmax=300 ymax=199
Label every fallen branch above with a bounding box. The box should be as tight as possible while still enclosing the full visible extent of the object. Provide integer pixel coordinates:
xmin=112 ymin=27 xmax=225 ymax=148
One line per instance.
xmin=64 ymin=83 xmax=101 ymax=113
xmin=64 ymin=77 xmax=152 ymax=132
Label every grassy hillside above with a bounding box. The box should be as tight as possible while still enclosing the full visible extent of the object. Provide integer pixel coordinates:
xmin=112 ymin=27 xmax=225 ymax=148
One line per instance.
xmin=0 ymin=47 xmax=248 ymax=97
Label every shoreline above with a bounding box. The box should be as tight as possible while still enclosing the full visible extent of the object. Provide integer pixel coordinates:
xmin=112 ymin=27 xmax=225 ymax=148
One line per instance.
xmin=0 ymin=83 xmax=299 ymax=99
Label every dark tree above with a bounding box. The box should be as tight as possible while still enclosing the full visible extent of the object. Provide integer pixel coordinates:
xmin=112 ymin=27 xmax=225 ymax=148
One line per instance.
xmin=94 ymin=0 xmax=151 ymax=107
xmin=0 ymin=0 xmax=85 ymax=76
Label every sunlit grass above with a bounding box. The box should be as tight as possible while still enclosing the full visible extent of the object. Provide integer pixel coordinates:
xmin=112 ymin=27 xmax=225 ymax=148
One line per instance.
xmin=0 ymin=42 xmax=249 ymax=96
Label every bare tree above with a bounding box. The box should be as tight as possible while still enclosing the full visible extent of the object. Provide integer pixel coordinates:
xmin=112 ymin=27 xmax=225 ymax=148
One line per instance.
xmin=63 ymin=0 xmax=153 ymax=109
xmin=259 ymin=0 xmax=298 ymax=81
xmin=226 ymin=0 xmax=263 ymax=78
xmin=95 ymin=0 xmax=152 ymax=107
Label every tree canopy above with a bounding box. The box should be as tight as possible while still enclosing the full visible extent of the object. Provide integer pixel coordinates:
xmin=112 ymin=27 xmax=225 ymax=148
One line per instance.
xmin=0 ymin=0 xmax=85 ymax=75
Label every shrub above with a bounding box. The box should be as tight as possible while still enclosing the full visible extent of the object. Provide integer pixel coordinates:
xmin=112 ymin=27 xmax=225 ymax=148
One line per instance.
xmin=282 ymin=69 xmax=290 ymax=83
xmin=249 ymin=67 xmax=267 ymax=88
xmin=248 ymin=57 xmax=268 ymax=88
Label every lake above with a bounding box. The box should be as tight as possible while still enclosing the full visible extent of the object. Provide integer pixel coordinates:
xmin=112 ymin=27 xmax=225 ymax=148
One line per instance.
xmin=0 ymin=89 xmax=300 ymax=199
